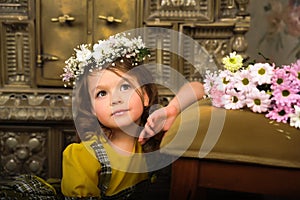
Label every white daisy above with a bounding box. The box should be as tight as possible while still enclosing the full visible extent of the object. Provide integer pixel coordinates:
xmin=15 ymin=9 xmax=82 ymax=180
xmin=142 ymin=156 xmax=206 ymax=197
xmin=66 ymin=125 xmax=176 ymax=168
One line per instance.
xmin=249 ymin=63 xmax=274 ymax=85
xmin=234 ymin=69 xmax=256 ymax=92
xmin=289 ymin=105 xmax=300 ymax=129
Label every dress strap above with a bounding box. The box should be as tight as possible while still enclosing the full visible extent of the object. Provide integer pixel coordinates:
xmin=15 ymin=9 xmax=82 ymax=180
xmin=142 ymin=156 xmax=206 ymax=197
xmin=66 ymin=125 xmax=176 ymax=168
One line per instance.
xmin=90 ymin=141 xmax=112 ymax=196
xmin=90 ymin=141 xmax=150 ymax=200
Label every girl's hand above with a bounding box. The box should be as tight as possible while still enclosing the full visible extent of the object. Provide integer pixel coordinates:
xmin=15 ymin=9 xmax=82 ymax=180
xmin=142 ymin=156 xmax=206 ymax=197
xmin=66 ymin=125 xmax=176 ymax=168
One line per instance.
xmin=138 ymin=105 xmax=179 ymax=145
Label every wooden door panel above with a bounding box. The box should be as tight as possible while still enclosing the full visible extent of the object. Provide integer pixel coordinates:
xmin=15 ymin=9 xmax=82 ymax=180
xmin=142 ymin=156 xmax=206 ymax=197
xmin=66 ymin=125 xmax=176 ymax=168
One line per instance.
xmin=36 ymin=0 xmax=88 ymax=86
xmin=93 ymin=0 xmax=136 ymax=41
xmin=36 ymin=0 xmax=136 ymax=87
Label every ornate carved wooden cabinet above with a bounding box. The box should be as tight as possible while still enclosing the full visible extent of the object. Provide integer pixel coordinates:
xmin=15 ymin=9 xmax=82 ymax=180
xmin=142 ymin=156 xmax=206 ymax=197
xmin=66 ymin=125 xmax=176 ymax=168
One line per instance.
xmin=0 ymin=0 xmax=250 ymax=180
xmin=140 ymin=0 xmax=250 ymax=83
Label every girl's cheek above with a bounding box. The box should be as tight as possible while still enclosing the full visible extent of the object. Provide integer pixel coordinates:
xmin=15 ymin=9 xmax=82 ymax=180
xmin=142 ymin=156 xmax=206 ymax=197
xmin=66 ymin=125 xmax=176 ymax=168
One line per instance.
xmin=94 ymin=100 xmax=107 ymax=113
xmin=122 ymin=91 xmax=133 ymax=103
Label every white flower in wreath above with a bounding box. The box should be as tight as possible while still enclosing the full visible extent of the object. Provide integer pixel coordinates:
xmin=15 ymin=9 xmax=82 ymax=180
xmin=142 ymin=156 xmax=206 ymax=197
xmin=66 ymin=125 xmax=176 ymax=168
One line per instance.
xmin=75 ymin=44 xmax=92 ymax=63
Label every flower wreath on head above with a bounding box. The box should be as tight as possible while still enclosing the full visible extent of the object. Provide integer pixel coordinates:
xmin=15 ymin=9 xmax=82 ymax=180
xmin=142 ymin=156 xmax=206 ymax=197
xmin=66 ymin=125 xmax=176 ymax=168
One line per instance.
xmin=61 ymin=33 xmax=151 ymax=87
xmin=204 ymin=52 xmax=300 ymax=129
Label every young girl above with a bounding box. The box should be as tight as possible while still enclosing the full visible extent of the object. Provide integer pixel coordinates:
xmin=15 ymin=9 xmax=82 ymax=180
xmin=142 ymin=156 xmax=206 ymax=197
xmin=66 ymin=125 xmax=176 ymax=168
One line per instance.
xmin=61 ymin=33 xmax=204 ymax=199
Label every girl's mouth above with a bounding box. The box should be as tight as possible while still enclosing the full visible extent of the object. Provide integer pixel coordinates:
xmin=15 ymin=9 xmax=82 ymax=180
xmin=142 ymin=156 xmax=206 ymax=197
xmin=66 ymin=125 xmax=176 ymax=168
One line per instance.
xmin=112 ymin=109 xmax=129 ymax=116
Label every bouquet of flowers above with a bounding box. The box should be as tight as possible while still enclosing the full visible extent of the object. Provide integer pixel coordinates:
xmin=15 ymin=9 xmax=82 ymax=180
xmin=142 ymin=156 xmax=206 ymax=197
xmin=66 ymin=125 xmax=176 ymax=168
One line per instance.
xmin=204 ymin=52 xmax=300 ymax=129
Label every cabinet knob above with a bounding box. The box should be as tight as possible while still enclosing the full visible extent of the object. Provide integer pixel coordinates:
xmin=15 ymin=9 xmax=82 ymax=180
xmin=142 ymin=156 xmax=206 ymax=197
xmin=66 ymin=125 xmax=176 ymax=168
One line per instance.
xmin=98 ymin=15 xmax=122 ymax=23
xmin=51 ymin=14 xmax=75 ymax=23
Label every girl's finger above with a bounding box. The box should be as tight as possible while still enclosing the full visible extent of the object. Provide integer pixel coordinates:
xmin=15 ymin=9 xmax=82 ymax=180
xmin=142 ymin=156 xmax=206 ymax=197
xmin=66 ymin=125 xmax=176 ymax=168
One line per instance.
xmin=138 ymin=125 xmax=155 ymax=143
xmin=147 ymin=117 xmax=155 ymax=128
xmin=138 ymin=137 xmax=148 ymax=145
xmin=144 ymin=124 xmax=156 ymax=137
xmin=138 ymin=130 xmax=147 ymax=144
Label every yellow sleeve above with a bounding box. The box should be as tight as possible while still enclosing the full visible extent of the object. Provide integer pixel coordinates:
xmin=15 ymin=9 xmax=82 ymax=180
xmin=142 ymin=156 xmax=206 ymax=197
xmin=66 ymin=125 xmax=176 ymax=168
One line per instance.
xmin=61 ymin=142 xmax=101 ymax=197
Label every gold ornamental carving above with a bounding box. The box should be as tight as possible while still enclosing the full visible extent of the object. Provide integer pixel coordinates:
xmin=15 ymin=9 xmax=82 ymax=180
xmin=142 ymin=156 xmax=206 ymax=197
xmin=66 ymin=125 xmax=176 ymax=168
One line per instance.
xmin=0 ymin=0 xmax=31 ymax=19
xmin=0 ymin=131 xmax=47 ymax=177
xmin=1 ymin=22 xmax=34 ymax=87
xmin=143 ymin=0 xmax=251 ymax=81
xmin=0 ymin=90 xmax=72 ymax=120
xmin=145 ymin=0 xmax=214 ymax=21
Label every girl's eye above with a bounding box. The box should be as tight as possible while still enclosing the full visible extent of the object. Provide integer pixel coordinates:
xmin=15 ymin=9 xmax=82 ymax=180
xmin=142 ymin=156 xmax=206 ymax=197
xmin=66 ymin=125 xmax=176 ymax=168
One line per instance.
xmin=96 ymin=90 xmax=107 ymax=98
xmin=120 ymin=83 xmax=132 ymax=91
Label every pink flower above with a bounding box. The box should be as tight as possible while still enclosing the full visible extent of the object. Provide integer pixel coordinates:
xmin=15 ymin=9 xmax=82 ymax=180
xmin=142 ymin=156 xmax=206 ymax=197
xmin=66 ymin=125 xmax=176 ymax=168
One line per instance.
xmin=61 ymin=65 xmax=75 ymax=82
xmin=289 ymin=60 xmax=300 ymax=89
xmin=266 ymin=104 xmax=294 ymax=123
xmin=245 ymin=89 xmax=271 ymax=113
xmin=203 ymin=70 xmax=218 ymax=94
xmin=204 ymin=51 xmax=299 ymax=129
xmin=272 ymin=84 xmax=299 ymax=106
xmin=210 ymin=85 xmax=225 ymax=108
xmin=271 ymin=67 xmax=291 ymax=89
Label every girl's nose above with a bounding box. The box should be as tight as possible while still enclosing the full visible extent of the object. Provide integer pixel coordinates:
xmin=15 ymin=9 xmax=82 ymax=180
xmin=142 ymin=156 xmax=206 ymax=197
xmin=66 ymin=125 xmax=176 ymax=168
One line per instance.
xmin=111 ymin=92 xmax=123 ymax=105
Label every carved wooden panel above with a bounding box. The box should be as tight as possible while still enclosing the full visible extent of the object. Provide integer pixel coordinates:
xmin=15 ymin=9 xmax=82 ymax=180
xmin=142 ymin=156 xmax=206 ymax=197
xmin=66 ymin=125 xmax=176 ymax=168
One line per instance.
xmin=142 ymin=0 xmax=251 ymax=83
xmin=217 ymin=0 xmax=237 ymax=18
xmin=1 ymin=21 xmax=34 ymax=87
xmin=0 ymin=0 xmax=33 ymax=19
xmin=0 ymin=124 xmax=76 ymax=179
xmin=181 ymin=23 xmax=234 ymax=69
xmin=144 ymin=0 xmax=214 ymax=21
xmin=0 ymin=128 xmax=49 ymax=178
xmin=0 ymin=91 xmax=72 ymax=120
xmin=180 ymin=31 xmax=219 ymax=81
xmin=146 ymin=27 xmax=174 ymax=81
xmin=48 ymin=126 xmax=77 ymax=178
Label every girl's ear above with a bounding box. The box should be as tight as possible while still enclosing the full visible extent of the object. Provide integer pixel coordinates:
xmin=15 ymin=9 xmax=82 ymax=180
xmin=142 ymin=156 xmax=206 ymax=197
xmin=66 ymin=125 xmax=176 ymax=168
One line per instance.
xmin=143 ymin=90 xmax=150 ymax=107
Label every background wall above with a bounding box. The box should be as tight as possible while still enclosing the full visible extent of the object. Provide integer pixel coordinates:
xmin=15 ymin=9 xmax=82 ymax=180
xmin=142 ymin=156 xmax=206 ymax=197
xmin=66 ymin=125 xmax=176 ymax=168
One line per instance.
xmin=245 ymin=0 xmax=300 ymax=66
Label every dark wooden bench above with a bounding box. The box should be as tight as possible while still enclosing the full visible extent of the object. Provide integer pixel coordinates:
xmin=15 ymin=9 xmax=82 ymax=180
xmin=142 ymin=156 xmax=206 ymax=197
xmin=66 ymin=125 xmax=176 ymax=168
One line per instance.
xmin=160 ymin=100 xmax=300 ymax=200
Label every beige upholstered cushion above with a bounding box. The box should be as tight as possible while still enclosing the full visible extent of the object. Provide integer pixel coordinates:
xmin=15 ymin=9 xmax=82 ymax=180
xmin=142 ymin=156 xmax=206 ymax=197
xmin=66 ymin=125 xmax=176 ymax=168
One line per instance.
xmin=160 ymin=99 xmax=300 ymax=168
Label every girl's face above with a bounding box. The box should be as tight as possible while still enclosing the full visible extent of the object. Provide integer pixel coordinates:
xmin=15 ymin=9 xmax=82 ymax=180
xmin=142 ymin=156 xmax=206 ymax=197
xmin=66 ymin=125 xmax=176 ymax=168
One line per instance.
xmin=88 ymin=69 xmax=149 ymax=131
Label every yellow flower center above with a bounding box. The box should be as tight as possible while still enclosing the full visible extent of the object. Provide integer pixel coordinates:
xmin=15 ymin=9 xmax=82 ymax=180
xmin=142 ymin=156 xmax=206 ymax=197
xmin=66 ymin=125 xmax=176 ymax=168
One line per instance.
xmin=232 ymin=96 xmax=238 ymax=103
xmin=282 ymin=90 xmax=290 ymax=97
xmin=229 ymin=58 xmax=236 ymax=64
xmin=279 ymin=110 xmax=286 ymax=116
xmin=242 ymin=78 xmax=249 ymax=85
xmin=254 ymin=99 xmax=261 ymax=105
xmin=276 ymin=78 xmax=283 ymax=84
xmin=223 ymin=78 xmax=230 ymax=84
xmin=258 ymin=68 xmax=266 ymax=75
